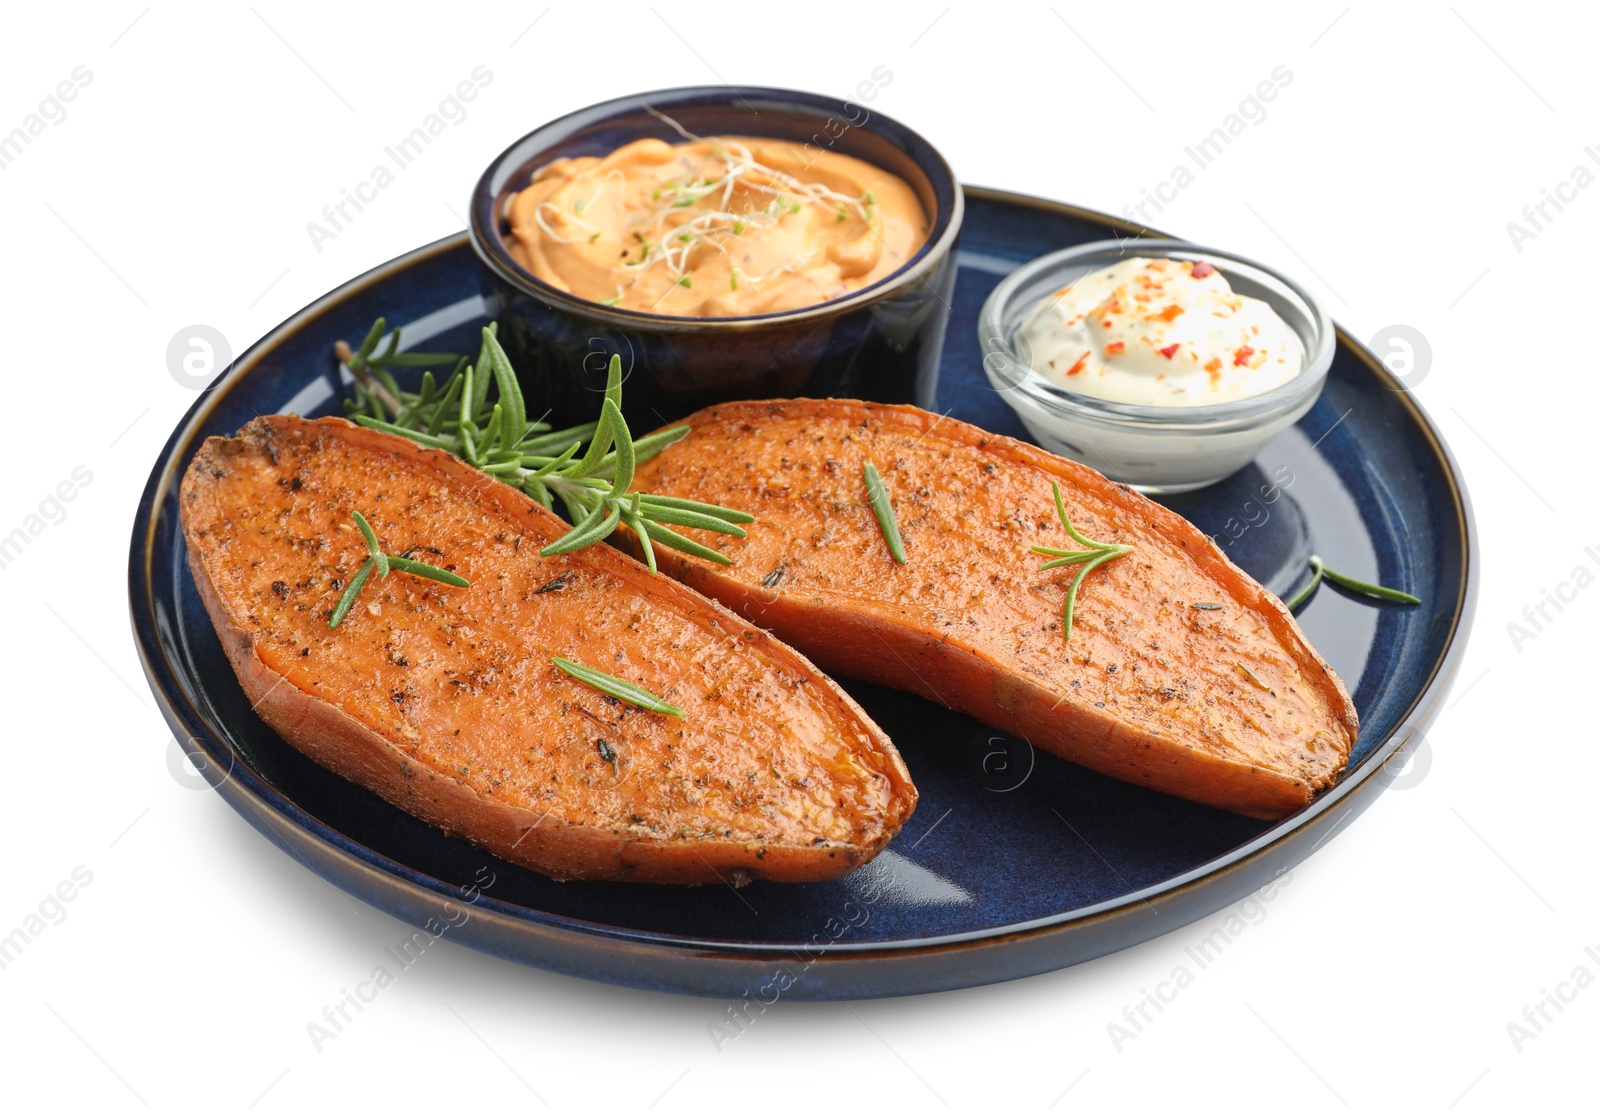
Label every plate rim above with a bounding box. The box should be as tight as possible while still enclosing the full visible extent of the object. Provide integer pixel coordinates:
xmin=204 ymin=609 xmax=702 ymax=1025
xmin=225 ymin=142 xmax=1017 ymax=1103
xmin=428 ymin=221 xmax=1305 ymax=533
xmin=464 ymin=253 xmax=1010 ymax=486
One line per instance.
xmin=128 ymin=186 xmax=1478 ymax=969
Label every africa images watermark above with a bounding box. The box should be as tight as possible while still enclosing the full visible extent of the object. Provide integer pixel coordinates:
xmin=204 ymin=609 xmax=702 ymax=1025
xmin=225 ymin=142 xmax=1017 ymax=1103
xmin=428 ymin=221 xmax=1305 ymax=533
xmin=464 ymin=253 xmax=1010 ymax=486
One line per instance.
xmin=0 ymin=465 xmax=95 ymax=574
xmin=775 ymin=65 xmax=893 ymax=174
xmin=0 ymin=866 xmax=95 ymax=973
xmin=304 ymin=864 xmax=496 ymax=1053
xmin=0 ymin=65 xmax=93 ymax=173
xmin=1505 ymin=145 xmax=1600 ymax=254
xmin=305 ymin=66 xmax=494 ymax=254
xmin=1105 ymin=868 xmax=1293 ymax=1053
xmin=1505 ymin=941 xmax=1600 ymax=1054
xmin=1121 ymin=65 xmax=1293 ymax=229
xmin=1209 ymin=464 xmax=1295 ymax=552
xmin=1504 ymin=542 xmax=1600 ymax=652
xmin=705 ymin=864 xmax=898 ymax=1052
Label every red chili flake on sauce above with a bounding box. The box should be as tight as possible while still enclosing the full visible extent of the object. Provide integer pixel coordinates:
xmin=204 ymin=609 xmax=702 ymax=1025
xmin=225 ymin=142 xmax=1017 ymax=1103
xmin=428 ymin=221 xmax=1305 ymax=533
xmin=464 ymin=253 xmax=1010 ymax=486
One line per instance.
xmin=1190 ymin=261 xmax=1215 ymax=278
xmin=1104 ymin=341 xmax=1125 ymax=355
xmin=1233 ymin=346 xmax=1255 ymax=367
xmin=1205 ymin=357 xmax=1223 ymax=373
xmin=1066 ymin=351 xmax=1091 ymax=376
xmin=1159 ymin=343 xmax=1181 ymax=359
xmin=1154 ymin=304 xmax=1184 ymax=322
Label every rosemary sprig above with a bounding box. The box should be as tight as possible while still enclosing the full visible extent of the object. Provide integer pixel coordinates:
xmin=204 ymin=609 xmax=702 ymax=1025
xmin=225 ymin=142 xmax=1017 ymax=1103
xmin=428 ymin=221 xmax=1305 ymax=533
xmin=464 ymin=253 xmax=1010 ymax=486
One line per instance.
xmin=337 ymin=319 xmax=751 ymax=570
xmin=1283 ymin=554 xmax=1421 ymax=612
xmin=551 ymin=656 xmax=685 ymax=718
xmin=338 ymin=319 xmax=462 ymax=420
xmin=329 ymin=511 xmax=469 ymax=629
xmin=862 ymin=460 xmax=906 ymax=564
xmin=1031 ymin=482 xmax=1134 ymax=645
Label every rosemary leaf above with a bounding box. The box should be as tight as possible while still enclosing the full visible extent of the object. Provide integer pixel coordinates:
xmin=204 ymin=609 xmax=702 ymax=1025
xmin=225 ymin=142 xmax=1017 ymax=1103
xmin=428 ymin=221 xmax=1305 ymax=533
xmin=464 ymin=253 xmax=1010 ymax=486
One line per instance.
xmin=372 ymin=327 xmax=401 ymax=364
xmin=1060 ymin=549 xmax=1121 ymax=646
xmin=351 ymin=511 xmax=389 ymax=578
xmin=1284 ymin=554 xmax=1420 ymax=611
xmin=387 ymin=555 xmax=469 ymax=587
xmin=1034 ymin=548 xmax=1106 ymax=570
xmin=370 ymin=351 xmax=460 ymax=369
xmin=350 ymin=415 xmax=456 ymax=450
xmin=371 ymin=365 xmax=403 ymax=401
xmin=581 ymin=426 xmax=692 ymax=479
xmin=1320 ymin=561 xmax=1421 ymax=605
xmin=632 ymin=504 xmax=748 ymax=538
xmin=862 ymin=460 xmax=907 ymax=563
xmin=541 ymin=501 xmax=621 ymax=556
xmin=637 ymin=518 xmax=734 ymax=565
xmin=1236 ymin=662 xmax=1275 ymax=694
xmin=519 ymin=421 xmax=600 ymax=457
xmin=354 ymin=319 xmax=386 ymax=363
xmin=603 ymin=400 xmax=636 ymax=495
xmin=620 ymin=507 xmax=658 ymax=573
xmin=481 ymin=326 xmax=526 ymax=440
xmin=1053 ymin=482 xmax=1103 ymax=550
xmin=458 ymin=362 xmax=476 ymax=432
xmin=603 ymin=354 xmax=624 ymax=413
xmin=551 ymin=656 xmax=684 ymax=718
xmin=469 ymin=325 xmax=495 ymax=416
xmin=426 ymin=372 xmax=464 ymax=435
xmin=636 ymin=494 xmax=756 ymax=524
xmin=483 ymin=402 xmax=504 ymax=452
xmin=528 ymin=440 xmax=583 ymax=479
xmin=631 ymin=425 xmax=690 ymax=464
xmin=570 ymin=405 xmax=616 ymax=478
xmin=329 ymin=558 xmax=375 ymax=629
xmin=1282 ymin=558 xmax=1323 ymax=612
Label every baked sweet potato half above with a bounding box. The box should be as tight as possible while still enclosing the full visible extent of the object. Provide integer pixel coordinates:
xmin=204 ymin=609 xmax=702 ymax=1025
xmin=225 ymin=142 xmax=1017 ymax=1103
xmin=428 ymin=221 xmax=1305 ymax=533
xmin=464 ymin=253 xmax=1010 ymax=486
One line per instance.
xmin=627 ymin=400 xmax=1359 ymax=820
xmin=179 ymin=415 xmax=915 ymax=883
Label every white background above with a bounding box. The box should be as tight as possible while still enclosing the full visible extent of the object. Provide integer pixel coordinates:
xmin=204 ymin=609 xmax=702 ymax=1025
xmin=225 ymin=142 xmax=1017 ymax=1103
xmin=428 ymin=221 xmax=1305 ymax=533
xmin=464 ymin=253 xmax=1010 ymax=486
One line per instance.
xmin=1 ymin=2 xmax=1593 ymax=1113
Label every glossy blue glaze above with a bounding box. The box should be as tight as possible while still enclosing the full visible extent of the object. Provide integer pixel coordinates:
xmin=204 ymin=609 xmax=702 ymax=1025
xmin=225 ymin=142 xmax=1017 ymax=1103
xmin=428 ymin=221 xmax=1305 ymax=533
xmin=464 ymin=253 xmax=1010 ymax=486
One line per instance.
xmin=130 ymin=190 xmax=1474 ymax=997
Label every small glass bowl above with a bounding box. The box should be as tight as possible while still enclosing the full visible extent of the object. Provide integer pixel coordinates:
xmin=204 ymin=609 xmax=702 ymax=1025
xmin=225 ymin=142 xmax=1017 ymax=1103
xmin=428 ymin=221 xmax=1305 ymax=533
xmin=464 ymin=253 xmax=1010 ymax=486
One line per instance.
xmin=978 ymin=240 xmax=1334 ymax=493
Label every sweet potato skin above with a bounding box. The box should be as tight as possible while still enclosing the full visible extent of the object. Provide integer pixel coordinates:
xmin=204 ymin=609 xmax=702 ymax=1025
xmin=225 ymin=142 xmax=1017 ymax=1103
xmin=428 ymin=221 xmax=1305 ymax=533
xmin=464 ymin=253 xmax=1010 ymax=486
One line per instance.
xmin=180 ymin=415 xmax=915 ymax=884
xmin=628 ymin=400 xmax=1359 ymax=820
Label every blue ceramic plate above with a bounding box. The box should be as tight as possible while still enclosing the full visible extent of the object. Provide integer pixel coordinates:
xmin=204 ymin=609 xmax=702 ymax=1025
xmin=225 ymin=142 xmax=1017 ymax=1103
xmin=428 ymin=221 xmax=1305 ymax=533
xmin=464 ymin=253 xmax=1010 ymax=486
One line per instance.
xmin=130 ymin=189 xmax=1476 ymax=999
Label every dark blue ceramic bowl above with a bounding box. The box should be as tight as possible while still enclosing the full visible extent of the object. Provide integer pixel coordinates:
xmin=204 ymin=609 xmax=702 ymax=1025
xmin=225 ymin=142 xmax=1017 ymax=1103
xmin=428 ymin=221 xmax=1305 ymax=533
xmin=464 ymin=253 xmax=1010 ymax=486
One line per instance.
xmin=468 ymin=86 xmax=962 ymax=429
xmin=131 ymin=188 xmax=1475 ymax=999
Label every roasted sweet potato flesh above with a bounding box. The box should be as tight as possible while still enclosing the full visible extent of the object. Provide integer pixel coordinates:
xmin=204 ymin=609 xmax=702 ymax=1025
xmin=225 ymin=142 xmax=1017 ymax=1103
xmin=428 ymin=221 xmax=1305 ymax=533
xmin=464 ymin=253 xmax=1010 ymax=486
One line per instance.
xmin=628 ymin=400 xmax=1359 ymax=819
xmin=179 ymin=416 xmax=915 ymax=883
